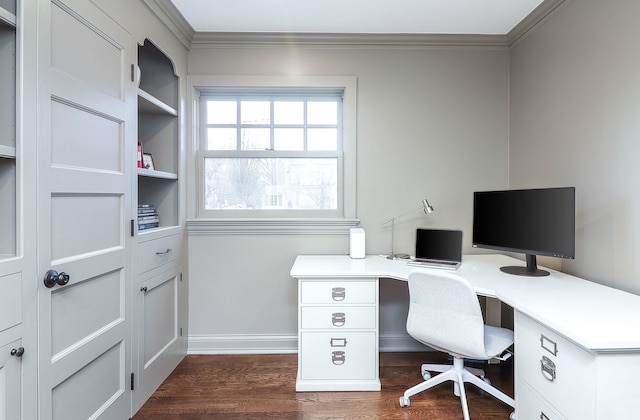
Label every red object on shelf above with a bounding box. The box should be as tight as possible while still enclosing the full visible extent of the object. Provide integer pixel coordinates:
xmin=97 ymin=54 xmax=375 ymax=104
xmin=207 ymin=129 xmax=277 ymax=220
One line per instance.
xmin=137 ymin=142 xmax=143 ymax=168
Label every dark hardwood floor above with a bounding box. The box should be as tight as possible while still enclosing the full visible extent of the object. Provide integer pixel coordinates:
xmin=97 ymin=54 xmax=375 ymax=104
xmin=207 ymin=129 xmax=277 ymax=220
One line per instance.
xmin=132 ymin=352 xmax=514 ymax=419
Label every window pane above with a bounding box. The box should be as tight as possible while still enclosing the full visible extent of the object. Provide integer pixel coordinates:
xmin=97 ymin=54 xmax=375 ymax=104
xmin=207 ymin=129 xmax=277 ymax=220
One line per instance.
xmin=207 ymin=101 xmax=237 ymax=124
xmin=203 ymin=158 xmax=337 ymax=210
xmin=241 ymin=101 xmax=270 ymax=124
xmin=308 ymin=101 xmax=338 ymax=125
xmin=274 ymin=128 xmax=304 ymax=150
xmin=274 ymin=101 xmax=304 ymax=124
xmin=308 ymin=128 xmax=337 ymax=150
xmin=241 ymin=128 xmax=270 ymax=150
xmin=207 ymin=128 xmax=237 ymax=150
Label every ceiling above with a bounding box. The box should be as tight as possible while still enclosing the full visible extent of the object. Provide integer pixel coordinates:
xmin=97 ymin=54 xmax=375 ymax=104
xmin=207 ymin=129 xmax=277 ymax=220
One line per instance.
xmin=170 ymin=0 xmax=546 ymax=35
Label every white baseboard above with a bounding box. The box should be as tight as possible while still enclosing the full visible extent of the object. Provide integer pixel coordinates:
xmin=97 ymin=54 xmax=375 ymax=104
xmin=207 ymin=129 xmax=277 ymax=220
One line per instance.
xmin=188 ymin=334 xmax=298 ymax=354
xmin=187 ymin=333 xmax=429 ymax=354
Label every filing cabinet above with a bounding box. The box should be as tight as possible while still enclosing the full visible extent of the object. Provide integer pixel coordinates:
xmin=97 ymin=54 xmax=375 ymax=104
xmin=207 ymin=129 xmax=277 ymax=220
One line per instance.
xmin=515 ymin=312 xmax=595 ymax=420
xmin=296 ymin=278 xmax=380 ymax=391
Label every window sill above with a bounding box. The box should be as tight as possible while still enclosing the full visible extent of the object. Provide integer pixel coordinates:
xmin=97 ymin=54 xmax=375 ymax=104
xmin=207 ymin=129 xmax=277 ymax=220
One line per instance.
xmin=186 ymin=218 xmax=360 ymax=235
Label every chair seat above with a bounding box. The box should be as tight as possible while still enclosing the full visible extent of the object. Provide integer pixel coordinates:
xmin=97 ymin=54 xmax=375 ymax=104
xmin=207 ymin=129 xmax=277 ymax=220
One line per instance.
xmin=483 ymin=325 xmax=514 ymax=358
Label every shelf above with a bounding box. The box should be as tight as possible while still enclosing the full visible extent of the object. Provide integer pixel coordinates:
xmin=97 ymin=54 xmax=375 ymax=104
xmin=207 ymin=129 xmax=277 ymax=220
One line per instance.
xmin=136 ymin=225 xmax=180 ymax=238
xmin=138 ymin=89 xmax=177 ymax=116
xmin=137 ymin=168 xmax=178 ymax=180
xmin=136 ymin=38 xmax=180 ymax=236
xmin=0 ymin=145 xmax=16 ymax=159
xmin=0 ymin=6 xmax=16 ymax=28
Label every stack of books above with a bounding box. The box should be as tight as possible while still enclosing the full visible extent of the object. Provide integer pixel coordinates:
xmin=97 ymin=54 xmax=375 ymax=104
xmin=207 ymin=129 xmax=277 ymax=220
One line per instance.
xmin=138 ymin=204 xmax=159 ymax=231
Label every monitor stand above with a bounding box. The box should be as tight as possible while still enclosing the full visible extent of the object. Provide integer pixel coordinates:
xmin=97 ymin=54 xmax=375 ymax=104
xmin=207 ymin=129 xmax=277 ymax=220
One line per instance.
xmin=500 ymin=254 xmax=550 ymax=277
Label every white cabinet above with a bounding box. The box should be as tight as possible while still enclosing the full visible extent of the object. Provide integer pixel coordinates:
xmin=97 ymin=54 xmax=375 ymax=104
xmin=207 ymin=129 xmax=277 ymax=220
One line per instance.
xmin=514 ymin=311 xmax=640 ymax=420
xmin=131 ymin=37 xmax=186 ymax=415
xmin=515 ymin=311 xmax=595 ymax=419
xmin=133 ymin=266 xmax=184 ymax=412
xmin=296 ymin=278 xmax=380 ymax=391
xmin=0 ymin=2 xmax=27 ymax=418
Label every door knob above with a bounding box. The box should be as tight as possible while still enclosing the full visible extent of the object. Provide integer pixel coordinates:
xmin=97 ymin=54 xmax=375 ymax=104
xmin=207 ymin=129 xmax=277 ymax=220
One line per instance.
xmin=43 ymin=270 xmax=70 ymax=288
xmin=10 ymin=347 xmax=24 ymax=358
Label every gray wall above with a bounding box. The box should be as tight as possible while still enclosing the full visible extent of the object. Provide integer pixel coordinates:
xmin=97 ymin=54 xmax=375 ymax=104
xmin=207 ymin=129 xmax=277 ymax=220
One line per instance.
xmin=187 ymin=43 xmax=510 ymax=352
xmin=509 ymin=0 xmax=640 ymax=294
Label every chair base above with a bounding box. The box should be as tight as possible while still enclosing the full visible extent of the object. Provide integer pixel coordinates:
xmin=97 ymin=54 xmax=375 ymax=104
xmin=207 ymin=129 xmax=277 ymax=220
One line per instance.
xmin=400 ymin=356 xmax=515 ymax=420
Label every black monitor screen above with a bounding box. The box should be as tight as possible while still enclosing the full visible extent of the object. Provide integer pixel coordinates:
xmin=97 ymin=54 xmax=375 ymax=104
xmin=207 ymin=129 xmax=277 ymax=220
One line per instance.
xmin=472 ymin=187 xmax=575 ymax=275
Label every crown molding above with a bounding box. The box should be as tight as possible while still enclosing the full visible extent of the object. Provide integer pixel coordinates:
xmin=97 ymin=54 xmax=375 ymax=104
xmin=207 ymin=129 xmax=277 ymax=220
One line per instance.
xmin=143 ymin=0 xmax=194 ymax=49
xmin=507 ymin=0 xmax=569 ymax=47
xmin=146 ymin=0 xmax=568 ymax=50
xmin=190 ymin=32 xmax=509 ymax=49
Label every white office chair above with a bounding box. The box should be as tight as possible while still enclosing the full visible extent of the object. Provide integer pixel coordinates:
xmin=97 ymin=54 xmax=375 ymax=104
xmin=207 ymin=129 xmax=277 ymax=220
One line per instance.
xmin=399 ymin=269 xmax=515 ymax=420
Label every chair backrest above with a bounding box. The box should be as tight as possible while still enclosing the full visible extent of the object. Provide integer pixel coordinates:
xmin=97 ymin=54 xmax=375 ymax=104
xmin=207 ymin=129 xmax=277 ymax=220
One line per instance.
xmin=406 ymin=269 xmax=488 ymax=360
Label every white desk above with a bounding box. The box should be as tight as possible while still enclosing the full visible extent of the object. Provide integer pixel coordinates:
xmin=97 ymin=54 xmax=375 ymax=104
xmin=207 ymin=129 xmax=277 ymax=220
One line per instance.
xmin=291 ymin=254 xmax=640 ymax=419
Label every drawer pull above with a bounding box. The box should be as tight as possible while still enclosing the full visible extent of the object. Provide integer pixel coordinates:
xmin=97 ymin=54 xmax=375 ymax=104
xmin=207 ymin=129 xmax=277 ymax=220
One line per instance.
xmin=331 ymin=287 xmax=346 ymax=301
xmin=332 ymin=351 xmax=346 ymax=365
xmin=540 ymin=355 xmax=556 ymax=381
xmin=540 ymin=334 xmax=558 ymax=356
xmin=332 ymin=312 xmax=346 ymax=327
xmin=540 ymin=413 xmax=550 ymax=420
xmin=156 ymin=248 xmax=173 ymax=256
xmin=330 ymin=338 xmax=347 ymax=347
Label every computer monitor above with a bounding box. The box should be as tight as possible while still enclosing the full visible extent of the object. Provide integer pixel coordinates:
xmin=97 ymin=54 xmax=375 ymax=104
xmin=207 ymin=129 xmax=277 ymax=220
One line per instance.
xmin=472 ymin=187 xmax=576 ymax=276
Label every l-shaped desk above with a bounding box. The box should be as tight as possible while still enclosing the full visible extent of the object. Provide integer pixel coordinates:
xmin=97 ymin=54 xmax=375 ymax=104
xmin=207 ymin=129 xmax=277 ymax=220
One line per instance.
xmin=291 ymin=254 xmax=640 ymax=419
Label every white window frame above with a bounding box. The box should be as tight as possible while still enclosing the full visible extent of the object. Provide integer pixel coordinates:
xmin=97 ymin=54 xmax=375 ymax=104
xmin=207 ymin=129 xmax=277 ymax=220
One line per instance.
xmin=186 ymin=76 xmax=358 ymax=232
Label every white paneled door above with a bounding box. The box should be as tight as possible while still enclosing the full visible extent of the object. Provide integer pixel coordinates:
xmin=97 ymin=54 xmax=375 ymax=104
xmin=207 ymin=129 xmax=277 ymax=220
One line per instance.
xmin=38 ymin=0 xmax=135 ymax=418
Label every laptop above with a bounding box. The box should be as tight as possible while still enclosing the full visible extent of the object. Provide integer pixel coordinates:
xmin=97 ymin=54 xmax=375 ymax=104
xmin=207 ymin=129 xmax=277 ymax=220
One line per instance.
xmin=406 ymin=228 xmax=463 ymax=270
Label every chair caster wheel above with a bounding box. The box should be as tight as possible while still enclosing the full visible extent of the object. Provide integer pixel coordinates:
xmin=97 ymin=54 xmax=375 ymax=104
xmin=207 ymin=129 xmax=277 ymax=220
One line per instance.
xmin=399 ymin=396 xmax=410 ymax=407
xmin=510 ymin=411 xmax=516 ymax=420
xmin=421 ymin=367 xmax=431 ymax=380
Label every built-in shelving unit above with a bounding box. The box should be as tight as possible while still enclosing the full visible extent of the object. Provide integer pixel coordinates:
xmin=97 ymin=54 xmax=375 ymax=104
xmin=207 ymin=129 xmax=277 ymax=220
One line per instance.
xmin=0 ymin=0 xmax=17 ymax=259
xmin=0 ymin=1 xmax=23 ymax=417
xmin=133 ymin=39 xmax=184 ymax=413
xmin=137 ymin=39 xmax=179 ymax=233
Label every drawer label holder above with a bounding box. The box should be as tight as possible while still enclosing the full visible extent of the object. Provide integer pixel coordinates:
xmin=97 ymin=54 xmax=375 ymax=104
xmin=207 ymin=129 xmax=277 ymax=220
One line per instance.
xmin=330 ymin=338 xmax=347 ymax=347
xmin=540 ymin=334 xmax=558 ymax=356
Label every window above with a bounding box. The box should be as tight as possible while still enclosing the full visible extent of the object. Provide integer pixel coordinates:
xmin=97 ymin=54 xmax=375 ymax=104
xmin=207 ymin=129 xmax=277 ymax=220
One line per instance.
xmin=191 ymin=76 xmax=357 ymax=221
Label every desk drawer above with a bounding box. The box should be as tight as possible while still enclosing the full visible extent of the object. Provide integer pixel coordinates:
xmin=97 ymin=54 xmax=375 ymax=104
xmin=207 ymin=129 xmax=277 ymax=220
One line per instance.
xmin=301 ymin=306 xmax=376 ymax=330
xmin=300 ymin=331 xmax=377 ymax=381
xmin=300 ymin=279 xmax=377 ymax=305
xmin=516 ymin=380 xmax=567 ymax=420
xmin=515 ymin=312 xmax=595 ymax=420
xmin=138 ymin=234 xmax=181 ymax=274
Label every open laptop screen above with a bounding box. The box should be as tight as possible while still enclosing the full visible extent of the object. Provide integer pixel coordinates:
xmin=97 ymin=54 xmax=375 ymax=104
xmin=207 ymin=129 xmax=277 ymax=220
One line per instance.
xmin=415 ymin=229 xmax=463 ymax=262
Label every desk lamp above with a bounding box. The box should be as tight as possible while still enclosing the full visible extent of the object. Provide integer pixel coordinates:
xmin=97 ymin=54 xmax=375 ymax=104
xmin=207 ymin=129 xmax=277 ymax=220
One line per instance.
xmin=382 ymin=198 xmax=434 ymax=260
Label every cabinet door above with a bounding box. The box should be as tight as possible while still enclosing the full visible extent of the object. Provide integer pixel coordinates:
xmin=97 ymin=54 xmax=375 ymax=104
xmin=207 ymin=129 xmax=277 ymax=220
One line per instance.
xmin=133 ymin=267 xmax=183 ymax=413
xmin=0 ymin=339 xmax=22 ymax=420
xmin=37 ymin=1 xmax=135 ymax=418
